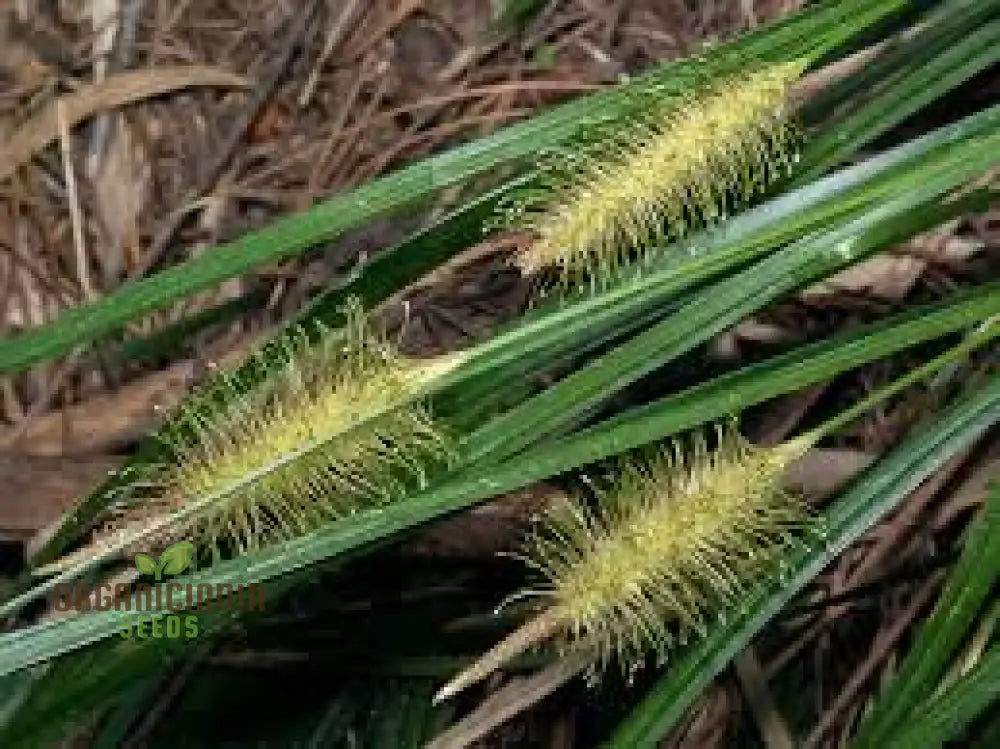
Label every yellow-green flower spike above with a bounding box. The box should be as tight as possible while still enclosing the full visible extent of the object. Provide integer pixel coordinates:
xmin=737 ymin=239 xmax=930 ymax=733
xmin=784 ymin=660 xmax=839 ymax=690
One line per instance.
xmin=37 ymin=303 xmax=463 ymax=574
xmin=436 ymin=426 xmax=813 ymax=702
xmin=535 ymin=429 xmax=809 ymax=669
xmin=515 ymin=62 xmax=803 ymax=285
xmin=433 ymin=287 xmax=1000 ymax=715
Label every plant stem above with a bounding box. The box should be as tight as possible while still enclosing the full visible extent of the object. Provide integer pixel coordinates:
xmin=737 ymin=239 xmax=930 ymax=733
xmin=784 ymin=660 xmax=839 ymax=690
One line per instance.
xmin=798 ymin=316 xmax=1000 ymax=449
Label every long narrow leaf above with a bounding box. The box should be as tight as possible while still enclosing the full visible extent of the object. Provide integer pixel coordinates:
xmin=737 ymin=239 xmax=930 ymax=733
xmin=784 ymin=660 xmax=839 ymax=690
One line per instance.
xmin=0 ymin=0 xmax=906 ymax=374
xmin=2 ymin=285 xmax=998 ymax=676
xmin=796 ymin=1 xmax=1000 ymax=181
xmin=852 ymin=486 xmax=1000 ymax=746
xmin=605 ymin=374 xmax=1000 ymax=747
xmin=884 ymin=645 xmax=1000 ymax=749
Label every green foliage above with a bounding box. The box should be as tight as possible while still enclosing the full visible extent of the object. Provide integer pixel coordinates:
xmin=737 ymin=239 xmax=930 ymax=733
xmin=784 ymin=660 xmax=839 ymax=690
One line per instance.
xmin=884 ymin=645 xmax=1000 ymax=748
xmin=853 ymin=484 xmax=1000 ymax=747
xmin=27 ymin=0 xmax=979 ymax=583
xmin=606 ymin=377 xmax=1000 ymax=747
xmin=1 ymin=1 xmax=999 ymax=746
xmin=795 ymin=1 xmax=1000 ymax=181
xmin=3 ymin=284 xmax=998 ymax=679
xmin=0 ymin=0 xmax=913 ymax=375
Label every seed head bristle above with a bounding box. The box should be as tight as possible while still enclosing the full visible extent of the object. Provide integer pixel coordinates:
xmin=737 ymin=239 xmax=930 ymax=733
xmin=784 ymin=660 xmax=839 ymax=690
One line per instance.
xmin=525 ymin=428 xmax=808 ymax=664
xmin=435 ymin=427 xmax=812 ymax=702
xmin=37 ymin=303 xmax=461 ymax=575
xmin=530 ymin=427 xmax=810 ymax=669
xmin=513 ymin=62 xmax=803 ymax=286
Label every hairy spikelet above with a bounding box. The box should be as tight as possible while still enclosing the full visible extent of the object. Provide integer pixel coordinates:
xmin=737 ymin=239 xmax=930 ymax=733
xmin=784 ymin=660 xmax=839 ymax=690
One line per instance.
xmin=529 ymin=428 xmax=810 ymax=669
xmin=510 ymin=62 xmax=803 ymax=285
xmin=435 ymin=427 xmax=813 ymax=702
xmin=38 ymin=304 xmax=461 ymax=574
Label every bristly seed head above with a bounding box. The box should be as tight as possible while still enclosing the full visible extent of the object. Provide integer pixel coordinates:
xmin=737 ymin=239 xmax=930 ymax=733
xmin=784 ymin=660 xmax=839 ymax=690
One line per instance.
xmin=512 ymin=62 xmax=803 ymax=287
xmin=434 ymin=426 xmax=814 ymax=702
xmin=529 ymin=427 xmax=810 ymax=670
xmin=38 ymin=302 xmax=462 ymax=574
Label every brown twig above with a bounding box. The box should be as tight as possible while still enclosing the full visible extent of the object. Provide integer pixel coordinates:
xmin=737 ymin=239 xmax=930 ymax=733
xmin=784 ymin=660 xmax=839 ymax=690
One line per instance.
xmin=803 ymin=574 xmax=943 ymax=747
xmin=133 ymin=2 xmax=321 ymax=278
xmin=426 ymin=651 xmax=590 ymax=749
xmin=735 ymin=647 xmax=796 ymax=749
xmin=298 ymin=0 xmax=363 ymax=108
xmin=56 ymin=98 xmax=94 ymax=301
xmin=0 ymin=66 xmax=249 ymax=182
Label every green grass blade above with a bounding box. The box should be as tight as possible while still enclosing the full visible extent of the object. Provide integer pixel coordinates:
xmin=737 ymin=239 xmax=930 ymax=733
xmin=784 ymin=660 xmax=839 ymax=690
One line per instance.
xmin=803 ymin=0 xmax=993 ymax=117
xmin=0 ymin=0 xmax=902 ymax=374
xmin=583 ymin=281 xmax=1000 ymax=447
xmin=460 ymin=129 xmax=1000 ymax=463
xmin=1 ymin=285 xmax=997 ymax=676
xmin=884 ymin=645 xmax=1000 ymax=749
xmin=605 ymin=375 xmax=1000 ymax=748
xmin=796 ymin=2 xmax=1000 ymax=181
xmin=852 ymin=485 xmax=1000 ymax=747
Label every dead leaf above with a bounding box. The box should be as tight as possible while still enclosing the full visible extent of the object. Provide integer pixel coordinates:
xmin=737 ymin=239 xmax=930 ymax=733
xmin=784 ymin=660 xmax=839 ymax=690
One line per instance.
xmin=90 ymin=0 xmax=119 ymax=82
xmin=246 ymin=102 xmax=292 ymax=143
xmin=912 ymin=232 xmax=986 ymax=262
xmin=92 ymin=117 xmax=151 ymax=283
xmin=801 ymin=254 xmax=926 ymax=301
xmin=0 ymin=360 xmax=196 ymax=456
xmin=0 ymin=453 xmax=118 ymax=541
xmin=425 ymin=653 xmax=590 ymax=749
xmin=784 ymin=448 xmax=877 ymax=500
xmin=0 ymin=65 xmax=250 ymax=182
xmin=801 ymin=225 xmax=986 ymax=302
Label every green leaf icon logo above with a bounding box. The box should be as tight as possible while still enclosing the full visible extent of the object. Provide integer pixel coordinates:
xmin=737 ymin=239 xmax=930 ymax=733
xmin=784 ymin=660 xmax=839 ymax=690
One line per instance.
xmin=134 ymin=542 xmax=194 ymax=580
xmin=158 ymin=541 xmax=195 ymax=578
xmin=134 ymin=553 xmax=157 ymax=576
